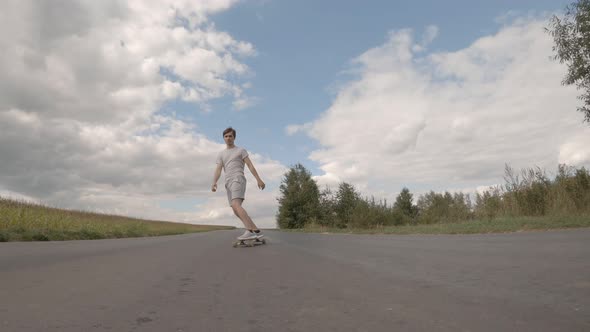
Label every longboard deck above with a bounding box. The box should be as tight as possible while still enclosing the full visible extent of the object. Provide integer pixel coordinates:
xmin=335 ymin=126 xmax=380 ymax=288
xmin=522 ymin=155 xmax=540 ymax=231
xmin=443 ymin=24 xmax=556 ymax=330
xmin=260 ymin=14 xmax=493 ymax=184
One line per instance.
xmin=233 ymin=238 xmax=267 ymax=248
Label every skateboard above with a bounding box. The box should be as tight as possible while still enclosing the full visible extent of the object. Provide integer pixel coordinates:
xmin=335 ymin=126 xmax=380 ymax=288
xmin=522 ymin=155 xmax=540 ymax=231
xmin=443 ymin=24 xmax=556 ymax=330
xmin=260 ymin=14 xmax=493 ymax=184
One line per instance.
xmin=233 ymin=238 xmax=266 ymax=248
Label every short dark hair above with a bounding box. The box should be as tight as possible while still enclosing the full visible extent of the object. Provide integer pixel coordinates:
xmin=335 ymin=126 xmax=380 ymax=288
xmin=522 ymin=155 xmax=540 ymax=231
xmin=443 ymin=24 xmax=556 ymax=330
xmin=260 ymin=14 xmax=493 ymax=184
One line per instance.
xmin=223 ymin=127 xmax=236 ymax=138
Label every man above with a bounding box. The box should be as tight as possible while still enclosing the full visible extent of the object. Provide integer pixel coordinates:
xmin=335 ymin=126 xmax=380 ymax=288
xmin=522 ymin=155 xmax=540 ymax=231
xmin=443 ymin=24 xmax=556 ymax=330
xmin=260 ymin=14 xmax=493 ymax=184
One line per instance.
xmin=212 ymin=127 xmax=266 ymax=240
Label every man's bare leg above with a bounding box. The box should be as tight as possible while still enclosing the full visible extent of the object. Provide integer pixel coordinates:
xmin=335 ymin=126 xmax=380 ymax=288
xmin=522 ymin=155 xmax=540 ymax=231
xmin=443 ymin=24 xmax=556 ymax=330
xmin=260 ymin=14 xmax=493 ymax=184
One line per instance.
xmin=231 ymin=198 xmax=259 ymax=230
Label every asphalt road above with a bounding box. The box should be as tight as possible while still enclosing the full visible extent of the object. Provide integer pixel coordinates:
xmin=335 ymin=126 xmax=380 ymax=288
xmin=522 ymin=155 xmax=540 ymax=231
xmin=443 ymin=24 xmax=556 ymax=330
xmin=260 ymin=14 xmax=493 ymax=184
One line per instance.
xmin=1 ymin=229 xmax=589 ymax=331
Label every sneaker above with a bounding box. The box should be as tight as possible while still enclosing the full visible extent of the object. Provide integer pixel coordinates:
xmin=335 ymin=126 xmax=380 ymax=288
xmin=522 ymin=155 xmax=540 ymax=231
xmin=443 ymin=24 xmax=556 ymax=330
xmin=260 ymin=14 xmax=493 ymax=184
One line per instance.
xmin=254 ymin=231 xmax=264 ymax=240
xmin=237 ymin=230 xmax=256 ymax=240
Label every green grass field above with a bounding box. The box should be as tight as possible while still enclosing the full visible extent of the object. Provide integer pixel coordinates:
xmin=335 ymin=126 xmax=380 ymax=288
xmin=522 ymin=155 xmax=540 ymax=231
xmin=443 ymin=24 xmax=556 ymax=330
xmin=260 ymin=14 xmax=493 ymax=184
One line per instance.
xmin=288 ymin=214 xmax=590 ymax=235
xmin=0 ymin=197 xmax=234 ymax=242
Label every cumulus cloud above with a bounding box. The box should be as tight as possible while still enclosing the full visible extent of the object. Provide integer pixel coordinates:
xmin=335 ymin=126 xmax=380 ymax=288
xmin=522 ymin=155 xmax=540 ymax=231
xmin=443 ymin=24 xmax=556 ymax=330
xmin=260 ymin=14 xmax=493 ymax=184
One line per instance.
xmin=0 ymin=0 xmax=255 ymax=124
xmin=290 ymin=16 xmax=590 ymax=202
xmin=0 ymin=0 xmax=283 ymax=228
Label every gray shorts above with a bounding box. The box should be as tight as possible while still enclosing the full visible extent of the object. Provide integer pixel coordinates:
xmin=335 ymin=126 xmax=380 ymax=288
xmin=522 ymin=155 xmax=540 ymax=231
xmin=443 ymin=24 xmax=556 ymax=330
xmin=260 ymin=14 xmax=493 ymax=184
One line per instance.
xmin=225 ymin=178 xmax=246 ymax=206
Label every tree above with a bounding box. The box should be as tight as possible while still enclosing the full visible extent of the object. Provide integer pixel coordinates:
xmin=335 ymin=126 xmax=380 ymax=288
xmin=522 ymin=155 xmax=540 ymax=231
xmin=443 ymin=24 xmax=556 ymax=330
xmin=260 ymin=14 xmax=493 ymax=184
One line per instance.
xmin=393 ymin=187 xmax=417 ymax=218
xmin=318 ymin=186 xmax=337 ymax=227
xmin=333 ymin=182 xmax=361 ymax=228
xmin=276 ymin=164 xmax=321 ymax=229
xmin=547 ymin=0 xmax=590 ymax=123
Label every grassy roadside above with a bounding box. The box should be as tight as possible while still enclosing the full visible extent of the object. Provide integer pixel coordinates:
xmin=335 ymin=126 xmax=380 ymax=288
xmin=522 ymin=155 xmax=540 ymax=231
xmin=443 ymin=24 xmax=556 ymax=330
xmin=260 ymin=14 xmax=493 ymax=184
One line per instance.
xmin=0 ymin=197 xmax=233 ymax=242
xmin=283 ymin=215 xmax=590 ymax=235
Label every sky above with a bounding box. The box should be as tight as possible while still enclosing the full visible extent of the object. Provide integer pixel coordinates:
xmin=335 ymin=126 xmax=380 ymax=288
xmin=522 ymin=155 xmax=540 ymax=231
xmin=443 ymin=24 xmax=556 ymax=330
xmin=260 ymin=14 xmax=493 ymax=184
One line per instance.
xmin=1 ymin=0 xmax=588 ymax=229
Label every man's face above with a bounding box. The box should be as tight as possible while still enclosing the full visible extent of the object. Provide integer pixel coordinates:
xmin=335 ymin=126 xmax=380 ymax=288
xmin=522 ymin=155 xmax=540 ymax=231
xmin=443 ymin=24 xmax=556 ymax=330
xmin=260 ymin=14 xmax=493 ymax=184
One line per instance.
xmin=224 ymin=132 xmax=235 ymax=146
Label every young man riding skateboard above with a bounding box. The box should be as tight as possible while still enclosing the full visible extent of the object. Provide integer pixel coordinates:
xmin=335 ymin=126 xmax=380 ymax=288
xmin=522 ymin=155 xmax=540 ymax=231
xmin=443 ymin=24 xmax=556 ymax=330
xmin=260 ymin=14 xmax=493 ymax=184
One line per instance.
xmin=211 ymin=127 xmax=266 ymax=241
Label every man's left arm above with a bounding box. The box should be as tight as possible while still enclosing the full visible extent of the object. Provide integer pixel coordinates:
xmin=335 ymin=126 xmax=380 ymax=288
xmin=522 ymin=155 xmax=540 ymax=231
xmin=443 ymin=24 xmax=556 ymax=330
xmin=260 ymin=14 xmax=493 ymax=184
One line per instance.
xmin=244 ymin=157 xmax=265 ymax=190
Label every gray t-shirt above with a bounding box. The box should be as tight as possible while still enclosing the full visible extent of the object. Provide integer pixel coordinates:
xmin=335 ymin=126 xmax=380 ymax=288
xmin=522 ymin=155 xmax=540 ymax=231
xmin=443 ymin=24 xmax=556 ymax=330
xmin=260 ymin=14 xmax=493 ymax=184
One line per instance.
xmin=216 ymin=146 xmax=249 ymax=183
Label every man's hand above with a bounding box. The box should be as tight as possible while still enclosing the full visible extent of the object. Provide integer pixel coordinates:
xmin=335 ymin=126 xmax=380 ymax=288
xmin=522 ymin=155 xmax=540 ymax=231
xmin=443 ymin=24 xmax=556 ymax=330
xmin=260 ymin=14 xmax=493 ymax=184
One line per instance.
xmin=245 ymin=157 xmax=265 ymax=190
xmin=212 ymin=164 xmax=222 ymax=193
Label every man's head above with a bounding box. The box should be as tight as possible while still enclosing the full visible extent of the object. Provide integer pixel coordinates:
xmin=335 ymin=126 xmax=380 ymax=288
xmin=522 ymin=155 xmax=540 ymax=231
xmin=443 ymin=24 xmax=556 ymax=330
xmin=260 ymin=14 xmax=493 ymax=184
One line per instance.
xmin=223 ymin=127 xmax=236 ymax=138
xmin=223 ymin=127 xmax=236 ymax=146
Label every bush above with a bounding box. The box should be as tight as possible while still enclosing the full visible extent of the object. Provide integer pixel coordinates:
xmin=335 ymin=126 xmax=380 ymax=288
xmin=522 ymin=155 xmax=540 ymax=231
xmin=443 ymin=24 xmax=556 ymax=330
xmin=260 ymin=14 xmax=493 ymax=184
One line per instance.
xmin=416 ymin=191 xmax=471 ymax=224
xmin=474 ymin=188 xmax=502 ymax=219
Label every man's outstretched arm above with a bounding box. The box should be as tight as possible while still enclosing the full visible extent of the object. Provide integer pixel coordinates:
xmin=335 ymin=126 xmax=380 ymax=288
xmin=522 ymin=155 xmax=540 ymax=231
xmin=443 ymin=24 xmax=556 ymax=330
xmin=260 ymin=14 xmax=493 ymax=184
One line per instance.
xmin=244 ymin=157 xmax=265 ymax=190
xmin=212 ymin=163 xmax=222 ymax=192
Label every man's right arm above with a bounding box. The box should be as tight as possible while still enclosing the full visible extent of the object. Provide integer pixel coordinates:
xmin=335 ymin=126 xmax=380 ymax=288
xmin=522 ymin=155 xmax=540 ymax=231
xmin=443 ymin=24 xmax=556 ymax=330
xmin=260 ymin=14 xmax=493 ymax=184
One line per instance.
xmin=212 ymin=163 xmax=222 ymax=192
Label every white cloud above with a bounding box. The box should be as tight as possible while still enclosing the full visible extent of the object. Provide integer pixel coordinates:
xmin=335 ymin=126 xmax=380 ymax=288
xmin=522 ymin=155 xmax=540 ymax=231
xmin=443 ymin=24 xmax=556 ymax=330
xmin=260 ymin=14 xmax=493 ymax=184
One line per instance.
xmin=0 ymin=0 xmax=253 ymax=124
xmin=413 ymin=25 xmax=438 ymax=52
xmin=0 ymin=1 xmax=284 ymax=228
xmin=232 ymin=96 xmax=259 ymax=111
xmin=559 ymin=134 xmax=590 ymax=166
xmin=291 ymin=17 xmax=590 ymax=199
xmin=285 ymin=123 xmax=312 ymax=136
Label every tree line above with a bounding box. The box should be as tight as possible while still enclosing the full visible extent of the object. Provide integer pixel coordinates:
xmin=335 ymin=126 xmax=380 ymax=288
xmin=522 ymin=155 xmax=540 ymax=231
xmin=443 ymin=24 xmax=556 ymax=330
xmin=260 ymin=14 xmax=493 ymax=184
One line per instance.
xmin=276 ymin=164 xmax=590 ymax=229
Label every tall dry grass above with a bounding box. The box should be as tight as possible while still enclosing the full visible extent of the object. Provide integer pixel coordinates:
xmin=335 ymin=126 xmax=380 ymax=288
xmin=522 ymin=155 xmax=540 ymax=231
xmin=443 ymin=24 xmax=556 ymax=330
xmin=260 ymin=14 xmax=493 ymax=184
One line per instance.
xmin=474 ymin=164 xmax=590 ymax=219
